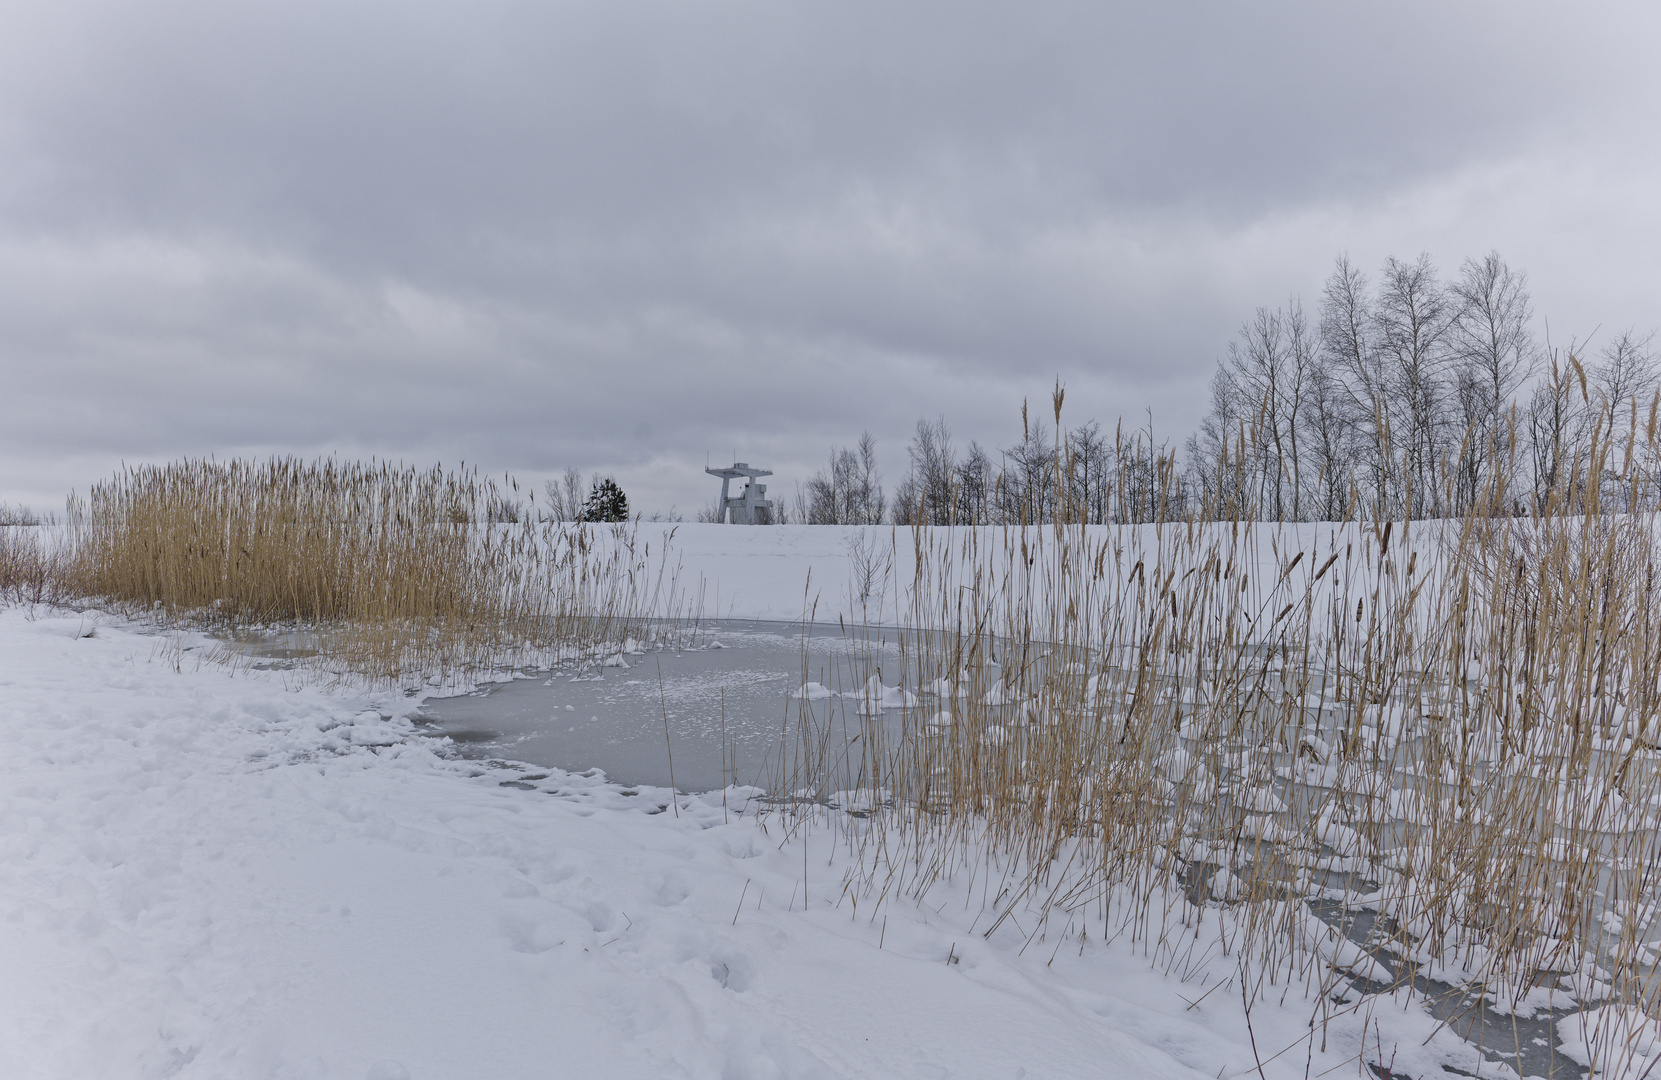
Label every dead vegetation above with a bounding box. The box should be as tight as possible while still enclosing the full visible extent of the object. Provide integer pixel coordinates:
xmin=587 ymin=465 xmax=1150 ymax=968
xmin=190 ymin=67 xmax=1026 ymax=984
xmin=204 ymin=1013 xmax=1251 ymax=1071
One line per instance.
xmin=52 ymin=457 xmax=673 ymax=685
xmin=769 ymin=396 xmax=1661 ymax=1078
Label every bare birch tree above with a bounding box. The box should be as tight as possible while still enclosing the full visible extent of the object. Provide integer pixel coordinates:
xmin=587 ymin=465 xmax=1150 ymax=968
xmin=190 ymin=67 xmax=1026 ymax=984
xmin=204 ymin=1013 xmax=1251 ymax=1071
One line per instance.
xmin=806 ymin=432 xmax=885 ymax=524
xmin=1448 ymin=251 xmax=1536 ymax=509
xmin=1320 ymin=255 xmax=1396 ymax=516
xmin=1373 ymin=254 xmax=1456 ymax=516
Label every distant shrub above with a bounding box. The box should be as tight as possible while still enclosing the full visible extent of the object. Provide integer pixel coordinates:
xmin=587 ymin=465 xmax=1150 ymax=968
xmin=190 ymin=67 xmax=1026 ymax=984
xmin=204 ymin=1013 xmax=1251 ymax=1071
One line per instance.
xmin=582 ymin=478 xmax=629 ymax=522
xmin=0 ymin=502 xmax=45 ymax=526
xmin=0 ymin=525 xmax=66 ymax=605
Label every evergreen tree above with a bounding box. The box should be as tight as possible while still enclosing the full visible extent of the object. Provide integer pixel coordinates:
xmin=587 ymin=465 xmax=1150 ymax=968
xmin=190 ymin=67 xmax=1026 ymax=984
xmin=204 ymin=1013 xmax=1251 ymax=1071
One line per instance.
xmin=581 ymin=478 xmax=629 ymax=522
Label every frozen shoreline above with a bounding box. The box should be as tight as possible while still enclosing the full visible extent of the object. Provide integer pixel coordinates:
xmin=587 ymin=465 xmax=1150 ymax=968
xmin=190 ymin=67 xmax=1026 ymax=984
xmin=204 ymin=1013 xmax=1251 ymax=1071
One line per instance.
xmin=1 ymin=522 xmax=1642 ymax=1078
xmin=1 ymin=606 xmax=1372 ymax=1078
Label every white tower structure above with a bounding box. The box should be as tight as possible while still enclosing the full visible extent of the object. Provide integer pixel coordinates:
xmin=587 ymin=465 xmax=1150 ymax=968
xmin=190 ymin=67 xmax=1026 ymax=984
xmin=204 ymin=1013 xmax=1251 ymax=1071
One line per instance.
xmin=705 ymin=462 xmax=774 ymax=524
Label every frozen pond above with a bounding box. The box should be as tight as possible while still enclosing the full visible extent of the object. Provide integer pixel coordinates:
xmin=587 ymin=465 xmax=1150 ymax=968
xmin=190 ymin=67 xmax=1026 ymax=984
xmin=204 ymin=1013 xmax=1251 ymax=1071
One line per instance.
xmin=222 ymin=615 xmax=1643 ymax=1075
xmin=416 ymin=619 xmax=908 ymax=792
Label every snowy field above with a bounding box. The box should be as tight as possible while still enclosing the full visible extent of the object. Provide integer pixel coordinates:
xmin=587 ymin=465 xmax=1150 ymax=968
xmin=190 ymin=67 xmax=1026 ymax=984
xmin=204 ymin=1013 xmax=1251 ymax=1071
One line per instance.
xmin=0 ymin=525 xmax=1642 ymax=1078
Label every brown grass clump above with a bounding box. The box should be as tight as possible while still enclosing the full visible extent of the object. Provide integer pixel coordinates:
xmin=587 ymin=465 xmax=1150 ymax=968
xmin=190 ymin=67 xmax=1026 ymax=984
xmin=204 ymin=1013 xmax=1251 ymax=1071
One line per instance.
xmin=61 ymin=457 xmax=668 ymax=685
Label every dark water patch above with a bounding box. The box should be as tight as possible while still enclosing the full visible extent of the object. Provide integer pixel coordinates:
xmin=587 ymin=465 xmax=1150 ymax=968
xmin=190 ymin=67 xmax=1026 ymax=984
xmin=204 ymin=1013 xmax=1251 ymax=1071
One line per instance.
xmin=1179 ymin=860 xmax=1590 ymax=1078
xmin=445 ymin=729 xmax=502 ymax=744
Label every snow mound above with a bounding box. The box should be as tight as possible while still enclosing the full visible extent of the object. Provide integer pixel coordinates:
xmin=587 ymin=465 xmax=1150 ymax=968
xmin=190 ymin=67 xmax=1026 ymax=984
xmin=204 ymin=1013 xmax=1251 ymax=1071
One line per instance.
xmin=982 ymin=683 xmax=1016 ymax=706
xmin=854 ymin=675 xmax=918 ymax=714
xmin=923 ymin=674 xmax=970 ymax=698
xmin=1234 ymin=786 xmax=1287 ymax=814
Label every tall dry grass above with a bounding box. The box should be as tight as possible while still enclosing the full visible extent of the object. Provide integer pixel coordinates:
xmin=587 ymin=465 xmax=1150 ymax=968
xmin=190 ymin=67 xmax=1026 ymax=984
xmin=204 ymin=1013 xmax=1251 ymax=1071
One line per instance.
xmin=770 ymin=401 xmax=1661 ymax=1077
xmin=61 ymin=458 xmax=672 ymax=684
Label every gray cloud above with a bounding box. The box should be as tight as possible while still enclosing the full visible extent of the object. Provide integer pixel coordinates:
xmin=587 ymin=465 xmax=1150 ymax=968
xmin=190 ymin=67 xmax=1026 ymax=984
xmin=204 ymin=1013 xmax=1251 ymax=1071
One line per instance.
xmin=2 ymin=0 xmax=1657 ymax=513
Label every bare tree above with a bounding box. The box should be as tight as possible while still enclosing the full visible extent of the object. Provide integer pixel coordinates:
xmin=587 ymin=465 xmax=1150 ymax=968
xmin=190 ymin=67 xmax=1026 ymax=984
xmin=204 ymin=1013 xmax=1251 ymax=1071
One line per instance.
xmin=1066 ymin=421 xmax=1112 ymax=523
xmin=1528 ymin=347 xmax=1593 ymax=509
xmin=999 ymin=403 xmax=1056 ymax=525
xmin=805 ymin=457 xmax=843 ymax=525
xmin=1300 ymin=362 xmax=1355 ymax=521
xmin=1187 ymin=248 xmax=1653 ymax=522
xmin=851 ymin=432 xmax=886 ymax=524
xmin=1185 ymin=298 xmax=1316 ymax=520
xmin=1185 ymin=367 xmax=1254 ymax=518
xmin=1591 ymin=329 xmax=1659 ymax=446
xmin=543 ymin=468 xmax=588 ymax=522
xmin=1113 ymin=415 xmax=1182 ymax=523
xmin=1221 ymin=303 xmax=1316 ymax=519
xmin=955 ymin=441 xmax=994 ymax=525
xmin=1373 ymin=253 xmax=1456 ymax=516
xmin=1320 ymin=255 xmax=1395 ymax=516
xmin=900 ymin=417 xmax=957 ymax=525
xmin=806 ymin=432 xmax=885 ymax=525
xmin=1228 ymin=307 xmax=1291 ymax=518
xmin=1282 ymin=299 xmax=1317 ymax=518
xmin=1447 ymin=251 xmax=1536 ymax=509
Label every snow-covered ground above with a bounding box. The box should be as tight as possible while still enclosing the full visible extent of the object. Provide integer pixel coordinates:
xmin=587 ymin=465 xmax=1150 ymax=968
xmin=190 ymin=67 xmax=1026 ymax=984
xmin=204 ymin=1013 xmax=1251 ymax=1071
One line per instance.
xmin=0 ymin=525 xmax=1631 ymax=1078
xmin=647 ymin=521 xmax=1411 ymax=623
xmin=654 ymin=523 xmax=900 ymax=622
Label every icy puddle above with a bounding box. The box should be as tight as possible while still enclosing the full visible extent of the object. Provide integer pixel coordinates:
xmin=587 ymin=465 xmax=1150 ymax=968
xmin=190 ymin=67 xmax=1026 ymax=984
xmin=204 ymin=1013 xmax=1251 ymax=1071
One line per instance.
xmin=416 ymin=619 xmax=909 ymax=792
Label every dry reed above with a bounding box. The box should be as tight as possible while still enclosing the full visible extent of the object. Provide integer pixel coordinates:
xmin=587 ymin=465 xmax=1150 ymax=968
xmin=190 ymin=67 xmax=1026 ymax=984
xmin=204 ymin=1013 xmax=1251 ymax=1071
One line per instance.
xmin=769 ymin=400 xmax=1661 ymax=1078
xmin=59 ymin=457 xmax=673 ymax=685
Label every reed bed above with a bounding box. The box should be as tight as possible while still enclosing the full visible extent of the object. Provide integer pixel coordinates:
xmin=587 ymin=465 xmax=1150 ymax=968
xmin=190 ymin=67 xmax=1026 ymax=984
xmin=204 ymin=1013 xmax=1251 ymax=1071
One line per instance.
xmin=61 ymin=458 xmax=674 ymax=685
xmin=771 ymin=435 xmax=1661 ymax=1078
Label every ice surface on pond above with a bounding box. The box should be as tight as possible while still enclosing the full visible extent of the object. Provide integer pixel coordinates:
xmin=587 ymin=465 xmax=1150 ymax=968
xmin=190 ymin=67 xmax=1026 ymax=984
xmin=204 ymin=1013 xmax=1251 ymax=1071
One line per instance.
xmin=416 ymin=619 xmax=912 ymax=791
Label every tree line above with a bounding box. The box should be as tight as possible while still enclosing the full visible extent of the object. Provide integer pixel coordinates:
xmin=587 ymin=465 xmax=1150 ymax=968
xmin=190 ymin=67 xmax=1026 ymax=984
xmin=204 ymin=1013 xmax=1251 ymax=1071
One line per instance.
xmin=798 ymin=250 xmax=1656 ymax=525
xmin=797 ymin=398 xmax=1182 ymax=526
xmin=1187 ymin=251 xmax=1656 ymax=521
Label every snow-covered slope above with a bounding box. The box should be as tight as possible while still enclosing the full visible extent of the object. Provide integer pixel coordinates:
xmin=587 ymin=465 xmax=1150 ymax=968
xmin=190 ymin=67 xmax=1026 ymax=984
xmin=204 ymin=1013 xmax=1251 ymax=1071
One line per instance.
xmin=648 ymin=521 xmax=1363 ymax=625
xmin=646 ymin=523 xmax=895 ymax=622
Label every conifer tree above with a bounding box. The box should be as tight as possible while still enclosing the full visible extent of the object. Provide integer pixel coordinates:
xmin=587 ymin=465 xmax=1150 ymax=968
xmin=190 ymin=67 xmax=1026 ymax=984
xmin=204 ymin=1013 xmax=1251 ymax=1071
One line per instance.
xmin=581 ymin=478 xmax=629 ymax=522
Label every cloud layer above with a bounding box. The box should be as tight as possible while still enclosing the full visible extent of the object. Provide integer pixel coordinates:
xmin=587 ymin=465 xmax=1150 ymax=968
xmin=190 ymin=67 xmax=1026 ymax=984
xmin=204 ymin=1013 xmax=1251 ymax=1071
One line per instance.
xmin=2 ymin=0 xmax=1657 ymax=513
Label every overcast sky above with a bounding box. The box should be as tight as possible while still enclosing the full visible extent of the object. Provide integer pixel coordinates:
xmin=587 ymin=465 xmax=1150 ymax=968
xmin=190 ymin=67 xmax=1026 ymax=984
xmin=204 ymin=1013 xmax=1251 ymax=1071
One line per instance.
xmin=2 ymin=0 xmax=1657 ymax=516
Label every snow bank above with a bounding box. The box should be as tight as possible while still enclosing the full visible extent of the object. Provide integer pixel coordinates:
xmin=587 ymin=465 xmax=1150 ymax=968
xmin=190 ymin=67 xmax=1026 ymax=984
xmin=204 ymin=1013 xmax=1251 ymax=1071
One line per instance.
xmin=0 ymin=605 xmax=1424 ymax=1079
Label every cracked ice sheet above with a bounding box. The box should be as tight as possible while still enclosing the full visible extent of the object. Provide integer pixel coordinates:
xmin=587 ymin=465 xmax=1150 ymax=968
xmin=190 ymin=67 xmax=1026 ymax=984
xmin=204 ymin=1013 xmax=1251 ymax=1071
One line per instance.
xmin=2 ymin=605 xmax=1444 ymax=1080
